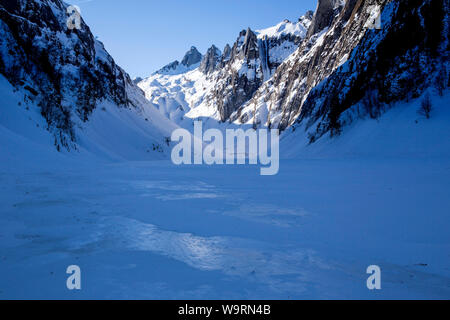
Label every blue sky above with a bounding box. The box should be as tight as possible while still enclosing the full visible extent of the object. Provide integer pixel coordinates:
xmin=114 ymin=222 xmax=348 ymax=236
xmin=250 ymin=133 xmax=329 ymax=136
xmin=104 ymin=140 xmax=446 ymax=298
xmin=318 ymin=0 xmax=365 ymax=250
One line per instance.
xmin=71 ymin=0 xmax=318 ymax=78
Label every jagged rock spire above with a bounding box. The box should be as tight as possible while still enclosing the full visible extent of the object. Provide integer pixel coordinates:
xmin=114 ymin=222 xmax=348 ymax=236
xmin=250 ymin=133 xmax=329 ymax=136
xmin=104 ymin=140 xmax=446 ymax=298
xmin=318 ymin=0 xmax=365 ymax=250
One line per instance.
xmin=307 ymin=0 xmax=340 ymax=37
xmin=223 ymin=44 xmax=232 ymax=60
xmin=242 ymin=28 xmax=259 ymax=60
xmin=181 ymin=46 xmax=202 ymax=67
xmin=200 ymin=45 xmax=222 ymax=75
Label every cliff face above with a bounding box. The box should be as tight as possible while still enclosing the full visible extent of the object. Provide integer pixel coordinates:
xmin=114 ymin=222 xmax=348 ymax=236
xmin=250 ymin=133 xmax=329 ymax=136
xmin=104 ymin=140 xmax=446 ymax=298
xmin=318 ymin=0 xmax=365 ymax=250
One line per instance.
xmin=0 ymin=0 xmax=136 ymax=149
xmin=199 ymin=45 xmax=221 ymax=75
xmin=232 ymin=0 xmax=448 ymax=138
xmin=307 ymin=0 xmax=342 ymax=37
xmin=211 ymin=28 xmax=264 ymax=121
xmin=208 ymin=16 xmax=313 ymax=122
xmin=298 ymin=0 xmax=449 ymax=141
xmin=181 ymin=46 xmax=202 ymax=67
xmin=0 ymin=0 xmax=175 ymax=153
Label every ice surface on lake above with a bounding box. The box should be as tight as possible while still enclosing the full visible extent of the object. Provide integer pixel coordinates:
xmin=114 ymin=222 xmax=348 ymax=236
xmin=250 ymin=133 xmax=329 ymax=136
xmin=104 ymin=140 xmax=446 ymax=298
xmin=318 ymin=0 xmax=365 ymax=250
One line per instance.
xmin=1 ymin=158 xmax=449 ymax=299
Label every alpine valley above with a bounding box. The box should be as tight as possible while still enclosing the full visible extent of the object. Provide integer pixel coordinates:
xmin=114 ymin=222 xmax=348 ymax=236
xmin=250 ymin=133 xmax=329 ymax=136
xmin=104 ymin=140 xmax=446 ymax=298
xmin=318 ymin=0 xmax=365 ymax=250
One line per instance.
xmin=0 ymin=0 xmax=449 ymax=299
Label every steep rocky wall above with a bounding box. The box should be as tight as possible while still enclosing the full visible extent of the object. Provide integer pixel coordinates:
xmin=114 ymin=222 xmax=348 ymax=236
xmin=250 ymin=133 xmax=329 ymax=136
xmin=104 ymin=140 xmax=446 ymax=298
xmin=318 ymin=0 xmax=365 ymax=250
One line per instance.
xmin=232 ymin=0 xmax=448 ymax=144
xmin=0 ymin=0 xmax=138 ymax=149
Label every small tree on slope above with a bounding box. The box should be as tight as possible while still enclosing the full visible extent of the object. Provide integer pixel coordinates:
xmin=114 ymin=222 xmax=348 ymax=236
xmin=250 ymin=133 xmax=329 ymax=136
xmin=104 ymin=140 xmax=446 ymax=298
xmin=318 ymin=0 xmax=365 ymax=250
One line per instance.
xmin=418 ymin=93 xmax=433 ymax=119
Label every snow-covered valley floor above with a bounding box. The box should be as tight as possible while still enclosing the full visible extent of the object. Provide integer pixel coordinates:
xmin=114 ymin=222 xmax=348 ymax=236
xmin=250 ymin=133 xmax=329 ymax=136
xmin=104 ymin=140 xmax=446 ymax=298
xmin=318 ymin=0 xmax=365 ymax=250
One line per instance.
xmin=1 ymin=158 xmax=449 ymax=299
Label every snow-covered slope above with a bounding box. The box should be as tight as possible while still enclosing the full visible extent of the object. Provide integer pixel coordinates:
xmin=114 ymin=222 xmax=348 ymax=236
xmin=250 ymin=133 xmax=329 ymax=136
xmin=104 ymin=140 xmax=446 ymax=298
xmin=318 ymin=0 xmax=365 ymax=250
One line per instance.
xmin=139 ymin=0 xmax=448 ymax=154
xmin=0 ymin=70 xmax=176 ymax=163
xmin=256 ymin=15 xmax=311 ymax=40
xmin=281 ymin=91 xmax=450 ymax=159
xmin=0 ymin=0 xmax=178 ymax=160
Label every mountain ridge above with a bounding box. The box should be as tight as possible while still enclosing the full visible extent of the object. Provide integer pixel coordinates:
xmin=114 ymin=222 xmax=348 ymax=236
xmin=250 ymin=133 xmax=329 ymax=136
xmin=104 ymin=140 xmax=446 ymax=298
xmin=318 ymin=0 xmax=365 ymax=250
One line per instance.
xmin=137 ymin=12 xmax=313 ymax=125
xmin=138 ymin=0 xmax=448 ymax=148
xmin=153 ymin=46 xmax=203 ymax=76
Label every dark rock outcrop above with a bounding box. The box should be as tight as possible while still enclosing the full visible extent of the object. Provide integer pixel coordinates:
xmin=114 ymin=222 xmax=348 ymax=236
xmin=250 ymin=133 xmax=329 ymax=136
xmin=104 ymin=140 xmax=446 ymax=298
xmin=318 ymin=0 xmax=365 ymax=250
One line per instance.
xmin=241 ymin=28 xmax=259 ymax=60
xmin=181 ymin=46 xmax=202 ymax=67
xmin=133 ymin=77 xmax=143 ymax=84
xmin=222 ymin=44 xmax=232 ymax=61
xmin=0 ymin=0 xmax=138 ymax=149
xmin=154 ymin=46 xmax=202 ymax=75
xmin=154 ymin=60 xmax=181 ymax=74
xmin=206 ymin=12 xmax=312 ymax=122
xmin=299 ymin=0 xmax=449 ymax=140
xmin=211 ymin=28 xmax=264 ymax=121
xmin=199 ymin=45 xmax=221 ymax=75
xmin=307 ymin=0 xmax=343 ymax=37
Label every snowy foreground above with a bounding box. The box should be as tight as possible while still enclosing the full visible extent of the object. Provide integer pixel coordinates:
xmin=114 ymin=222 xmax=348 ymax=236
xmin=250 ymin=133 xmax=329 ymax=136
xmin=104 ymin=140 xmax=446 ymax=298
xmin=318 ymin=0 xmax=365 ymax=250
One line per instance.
xmin=1 ymin=80 xmax=449 ymax=299
xmin=0 ymin=157 xmax=449 ymax=299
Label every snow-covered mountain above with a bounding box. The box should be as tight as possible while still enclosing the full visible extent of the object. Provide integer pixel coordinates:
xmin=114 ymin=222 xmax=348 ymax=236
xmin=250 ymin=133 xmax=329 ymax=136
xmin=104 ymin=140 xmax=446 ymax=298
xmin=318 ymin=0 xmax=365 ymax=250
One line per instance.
xmin=0 ymin=0 xmax=178 ymax=160
xmin=138 ymin=0 xmax=448 ymax=147
xmin=137 ymin=12 xmax=313 ymax=126
xmin=1 ymin=0 xmax=448 ymax=156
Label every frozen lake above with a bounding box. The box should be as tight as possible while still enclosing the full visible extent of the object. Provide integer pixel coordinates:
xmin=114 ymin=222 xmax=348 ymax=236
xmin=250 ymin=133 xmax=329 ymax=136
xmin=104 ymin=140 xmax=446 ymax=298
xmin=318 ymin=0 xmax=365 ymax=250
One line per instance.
xmin=1 ymin=159 xmax=449 ymax=299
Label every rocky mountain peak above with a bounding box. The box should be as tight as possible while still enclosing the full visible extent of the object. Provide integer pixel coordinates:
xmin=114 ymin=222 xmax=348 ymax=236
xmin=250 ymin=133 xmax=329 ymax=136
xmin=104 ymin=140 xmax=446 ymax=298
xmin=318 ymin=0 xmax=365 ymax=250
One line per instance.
xmin=223 ymin=44 xmax=232 ymax=60
xmin=153 ymin=46 xmax=202 ymax=75
xmin=133 ymin=77 xmax=143 ymax=85
xmin=181 ymin=46 xmax=202 ymax=67
xmin=302 ymin=10 xmax=315 ymax=22
xmin=242 ymin=28 xmax=259 ymax=60
xmin=307 ymin=0 xmax=344 ymax=38
xmin=199 ymin=45 xmax=222 ymax=75
xmin=153 ymin=60 xmax=180 ymax=75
